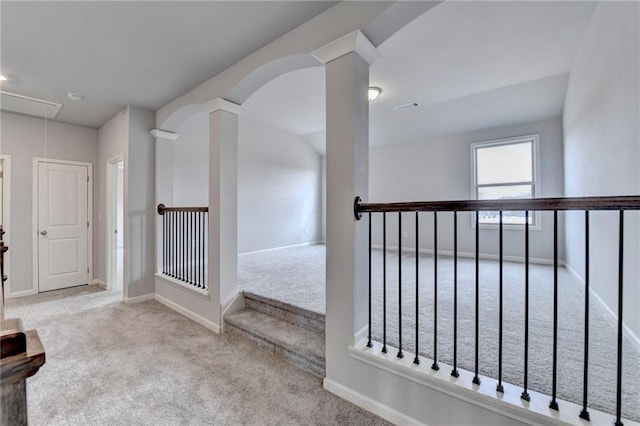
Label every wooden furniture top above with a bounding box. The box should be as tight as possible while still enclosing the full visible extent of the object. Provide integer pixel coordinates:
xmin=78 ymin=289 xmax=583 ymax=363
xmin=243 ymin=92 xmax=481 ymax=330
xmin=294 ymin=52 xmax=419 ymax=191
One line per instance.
xmin=1 ymin=329 xmax=46 ymax=385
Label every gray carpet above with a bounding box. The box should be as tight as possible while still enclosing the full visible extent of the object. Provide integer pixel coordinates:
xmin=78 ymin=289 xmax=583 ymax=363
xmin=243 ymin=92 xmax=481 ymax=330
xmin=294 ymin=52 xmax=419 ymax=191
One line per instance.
xmin=5 ymin=286 xmax=388 ymax=426
xmin=238 ymin=244 xmax=640 ymax=422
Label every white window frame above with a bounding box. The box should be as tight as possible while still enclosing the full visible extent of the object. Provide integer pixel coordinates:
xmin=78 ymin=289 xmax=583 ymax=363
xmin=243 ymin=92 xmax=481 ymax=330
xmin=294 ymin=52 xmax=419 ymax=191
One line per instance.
xmin=470 ymin=134 xmax=541 ymax=230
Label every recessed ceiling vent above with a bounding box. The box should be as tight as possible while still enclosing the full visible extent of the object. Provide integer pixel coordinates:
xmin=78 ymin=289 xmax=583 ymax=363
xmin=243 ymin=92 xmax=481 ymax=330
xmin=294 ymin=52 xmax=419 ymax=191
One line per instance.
xmin=0 ymin=91 xmax=62 ymax=119
xmin=394 ymin=102 xmax=421 ymax=112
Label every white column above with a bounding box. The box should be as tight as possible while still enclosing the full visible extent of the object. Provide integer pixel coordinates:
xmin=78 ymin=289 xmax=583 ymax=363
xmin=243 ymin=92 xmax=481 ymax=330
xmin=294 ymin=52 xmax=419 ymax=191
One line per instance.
xmin=206 ymin=99 xmax=240 ymax=328
xmin=150 ymin=129 xmax=180 ymax=275
xmin=314 ymin=31 xmax=380 ymax=379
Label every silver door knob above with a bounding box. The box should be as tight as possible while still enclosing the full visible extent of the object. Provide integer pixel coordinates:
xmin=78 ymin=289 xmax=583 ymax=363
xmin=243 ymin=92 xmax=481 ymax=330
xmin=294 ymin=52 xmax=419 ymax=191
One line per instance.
xmin=40 ymin=230 xmax=47 ymax=236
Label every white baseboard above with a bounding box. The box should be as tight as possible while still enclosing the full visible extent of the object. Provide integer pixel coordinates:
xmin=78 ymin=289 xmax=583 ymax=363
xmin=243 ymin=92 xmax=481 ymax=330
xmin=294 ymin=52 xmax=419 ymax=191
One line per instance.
xmin=5 ymin=288 xmax=38 ymax=299
xmin=323 ymin=378 xmax=424 ymax=426
xmin=238 ymin=241 xmax=324 ymax=256
xmin=354 ymin=325 xmax=368 ymax=347
xmin=92 ymin=279 xmax=107 ymax=288
xmin=221 ymin=287 xmax=244 ymax=332
xmin=124 ymin=293 xmax=155 ymax=304
xmin=565 ymin=263 xmax=640 ymax=353
xmin=154 ymin=293 xmax=220 ymax=334
xmin=373 ymin=244 xmax=563 ymax=266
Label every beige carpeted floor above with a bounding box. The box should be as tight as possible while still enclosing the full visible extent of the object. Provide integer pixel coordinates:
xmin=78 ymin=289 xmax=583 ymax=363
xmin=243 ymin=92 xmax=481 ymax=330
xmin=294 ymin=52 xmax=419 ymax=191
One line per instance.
xmin=5 ymin=286 xmax=387 ymax=426
xmin=238 ymin=244 xmax=640 ymax=422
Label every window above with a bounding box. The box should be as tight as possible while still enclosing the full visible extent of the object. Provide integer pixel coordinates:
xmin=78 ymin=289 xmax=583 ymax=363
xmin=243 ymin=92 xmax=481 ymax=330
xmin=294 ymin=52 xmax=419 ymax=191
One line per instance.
xmin=471 ymin=135 xmax=539 ymax=227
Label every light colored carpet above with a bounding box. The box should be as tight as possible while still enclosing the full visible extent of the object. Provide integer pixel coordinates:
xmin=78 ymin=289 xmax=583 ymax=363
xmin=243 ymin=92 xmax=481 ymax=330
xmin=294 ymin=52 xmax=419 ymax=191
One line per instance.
xmin=238 ymin=244 xmax=640 ymax=422
xmin=4 ymin=285 xmax=388 ymax=426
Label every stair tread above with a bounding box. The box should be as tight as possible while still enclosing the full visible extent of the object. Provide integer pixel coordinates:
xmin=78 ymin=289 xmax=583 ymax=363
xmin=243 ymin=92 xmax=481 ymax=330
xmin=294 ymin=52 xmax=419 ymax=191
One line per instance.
xmin=226 ymin=309 xmax=324 ymax=362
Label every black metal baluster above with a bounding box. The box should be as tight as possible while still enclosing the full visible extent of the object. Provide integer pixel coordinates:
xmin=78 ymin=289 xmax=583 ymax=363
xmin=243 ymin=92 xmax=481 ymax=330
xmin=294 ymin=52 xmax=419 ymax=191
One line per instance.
xmin=368 ymin=212 xmax=373 ymax=348
xmin=452 ymin=211 xmax=459 ymax=377
xmin=615 ymin=210 xmax=624 ymax=426
xmin=182 ymin=212 xmax=186 ymax=281
xmin=473 ymin=211 xmax=481 ymax=385
xmin=195 ymin=212 xmax=199 ymax=287
xmin=414 ymin=212 xmax=420 ymax=365
xmin=550 ymin=210 xmax=559 ymax=410
xmin=383 ymin=212 xmax=387 ymax=354
xmin=580 ymin=211 xmax=590 ymax=420
xmin=171 ymin=212 xmax=175 ymax=278
xmin=162 ymin=212 xmax=166 ymax=275
xmin=497 ymin=211 xmax=504 ymax=393
xmin=191 ymin=211 xmax=195 ymax=284
xmin=432 ymin=211 xmax=439 ymax=371
xmin=521 ymin=210 xmax=530 ymax=401
xmin=398 ymin=212 xmax=404 ymax=359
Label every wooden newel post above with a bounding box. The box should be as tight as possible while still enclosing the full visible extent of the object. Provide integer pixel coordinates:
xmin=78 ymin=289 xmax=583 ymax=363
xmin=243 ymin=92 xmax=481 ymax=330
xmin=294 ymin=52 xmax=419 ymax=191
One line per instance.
xmin=0 ymin=232 xmax=46 ymax=425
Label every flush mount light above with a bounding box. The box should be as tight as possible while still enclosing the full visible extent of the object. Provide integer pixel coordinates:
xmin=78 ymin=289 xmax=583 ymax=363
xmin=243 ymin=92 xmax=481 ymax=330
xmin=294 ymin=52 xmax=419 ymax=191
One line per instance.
xmin=368 ymin=87 xmax=381 ymax=101
xmin=66 ymin=92 xmax=84 ymax=101
xmin=0 ymin=75 xmax=7 ymax=81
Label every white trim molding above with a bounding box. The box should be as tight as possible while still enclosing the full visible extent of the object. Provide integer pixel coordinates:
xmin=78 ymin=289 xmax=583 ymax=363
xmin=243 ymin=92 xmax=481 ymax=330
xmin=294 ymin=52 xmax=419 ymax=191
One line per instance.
xmin=204 ymin=98 xmax=241 ymax=115
xmin=323 ymin=378 xmax=424 ymax=426
xmin=312 ymin=30 xmax=381 ymax=65
xmin=124 ymin=293 xmax=155 ymax=304
xmin=349 ymin=341 xmax=632 ymax=426
xmin=154 ymin=273 xmax=210 ymax=300
xmin=565 ymin=263 xmax=640 ymax=353
xmin=155 ymin=293 xmax=220 ymax=334
xmin=150 ymin=129 xmax=181 ymax=141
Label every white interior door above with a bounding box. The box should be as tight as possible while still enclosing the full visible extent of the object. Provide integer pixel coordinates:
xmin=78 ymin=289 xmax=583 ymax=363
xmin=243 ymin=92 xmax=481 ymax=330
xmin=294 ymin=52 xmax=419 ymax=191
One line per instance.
xmin=38 ymin=161 xmax=89 ymax=292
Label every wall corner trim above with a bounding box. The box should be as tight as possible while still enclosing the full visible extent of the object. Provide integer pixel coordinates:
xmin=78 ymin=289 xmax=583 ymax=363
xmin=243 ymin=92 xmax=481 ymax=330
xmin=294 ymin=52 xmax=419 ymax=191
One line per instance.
xmin=150 ymin=129 xmax=181 ymax=141
xmin=312 ymin=30 xmax=381 ymax=65
xmin=204 ymin=98 xmax=241 ymax=115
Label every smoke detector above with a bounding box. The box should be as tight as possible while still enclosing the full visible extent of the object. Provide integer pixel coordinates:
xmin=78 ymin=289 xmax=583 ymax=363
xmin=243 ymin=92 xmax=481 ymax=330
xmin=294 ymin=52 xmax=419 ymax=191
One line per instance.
xmin=394 ymin=102 xmax=421 ymax=112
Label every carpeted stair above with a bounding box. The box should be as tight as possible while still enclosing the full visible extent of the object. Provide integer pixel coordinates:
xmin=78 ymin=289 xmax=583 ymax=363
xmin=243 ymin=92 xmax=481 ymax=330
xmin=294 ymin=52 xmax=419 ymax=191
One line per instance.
xmin=224 ymin=292 xmax=325 ymax=377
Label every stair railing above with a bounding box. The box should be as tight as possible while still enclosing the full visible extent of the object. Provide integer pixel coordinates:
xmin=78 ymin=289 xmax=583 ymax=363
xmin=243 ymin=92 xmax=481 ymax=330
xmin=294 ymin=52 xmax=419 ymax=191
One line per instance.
xmin=354 ymin=195 xmax=640 ymax=425
xmin=157 ymin=204 xmax=208 ymax=291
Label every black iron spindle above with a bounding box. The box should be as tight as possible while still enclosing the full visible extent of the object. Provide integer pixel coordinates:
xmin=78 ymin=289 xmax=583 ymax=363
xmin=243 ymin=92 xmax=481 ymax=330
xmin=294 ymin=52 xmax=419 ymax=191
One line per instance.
xmin=432 ymin=211 xmax=439 ymax=371
xmin=368 ymin=213 xmax=373 ymax=348
xmin=171 ymin=212 xmax=175 ymax=278
xmin=473 ymin=211 xmax=481 ymax=385
xmin=162 ymin=213 xmax=166 ymax=275
xmin=550 ymin=210 xmax=559 ymax=410
xmin=414 ymin=212 xmax=420 ymax=365
xmin=451 ymin=211 xmax=459 ymax=378
xmin=580 ymin=211 xmax=590 ymax=420
xmin=497 ymin=211 xmax=504 ymax=393
xmin=383 ymin=212 xmax=388 ymax=354
xmin=398 ymin=212 xmax=404 ymax=359
xmin=615 ymin=210 xmax=624 ymax=426
xmin=521 ymin=210 xmax=530 ymax=401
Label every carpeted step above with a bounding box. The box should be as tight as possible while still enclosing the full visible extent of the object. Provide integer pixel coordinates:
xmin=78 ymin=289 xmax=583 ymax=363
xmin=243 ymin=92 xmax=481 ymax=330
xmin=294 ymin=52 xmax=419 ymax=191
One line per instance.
xmin=225 ymin=309 xmax=324 ymax=378
xmin=243 ymin=292 xmax=325 ymax=333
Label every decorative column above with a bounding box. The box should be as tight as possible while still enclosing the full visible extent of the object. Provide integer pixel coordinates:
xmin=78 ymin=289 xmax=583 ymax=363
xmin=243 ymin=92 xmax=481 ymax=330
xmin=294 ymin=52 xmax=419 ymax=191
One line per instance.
xmin=150 ymin=129 xmax=180 ymax=276
xmin=313 ymin=30 xmax=380 ymax=378
xmin=206 ymin=99 xmax=240 ymax=329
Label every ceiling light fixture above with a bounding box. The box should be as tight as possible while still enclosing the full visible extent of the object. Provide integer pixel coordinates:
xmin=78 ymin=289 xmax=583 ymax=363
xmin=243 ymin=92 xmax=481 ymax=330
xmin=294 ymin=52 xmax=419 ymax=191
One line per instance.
xmin=66 ymin=92 xmax=84 ymax=101
xmin=368 ymin=87 xmax=381 ymax=101
xmin=0 ymin=75 xmax=7 ymax=81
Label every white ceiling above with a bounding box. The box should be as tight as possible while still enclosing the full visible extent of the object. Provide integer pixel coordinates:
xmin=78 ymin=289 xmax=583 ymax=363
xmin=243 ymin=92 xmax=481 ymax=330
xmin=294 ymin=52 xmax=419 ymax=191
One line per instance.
xmin=0 ymin=1 xmax=336 ymax=128
xmin=241 ymin=1 xmax=597 ymax=151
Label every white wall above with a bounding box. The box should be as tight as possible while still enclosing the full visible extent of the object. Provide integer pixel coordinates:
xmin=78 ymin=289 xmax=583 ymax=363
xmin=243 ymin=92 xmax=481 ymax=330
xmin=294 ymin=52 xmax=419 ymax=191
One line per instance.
xmin=97 ymin=106 xmax=155 ymax=299
xmin=173 ymin=111 xmax=209 ymax=207
xmin=0 ymin=111 xmax=98 ymax=296
xmin=369 ymin=118 xmax=565 ymax=262
xmin=97 ymin=108 xmax=128 ymax=284
xmin=563 ymin=2 xmax=640 ymax=338
xmin=238 ymin=116 xmax=322 ymax=253
xmin=126 ymin=107 xmax=156 ymax=298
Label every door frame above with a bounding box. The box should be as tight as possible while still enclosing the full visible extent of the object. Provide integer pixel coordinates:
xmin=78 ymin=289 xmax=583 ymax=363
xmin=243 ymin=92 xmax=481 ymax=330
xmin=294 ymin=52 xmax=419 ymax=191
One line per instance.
xmin=106 ymin=154 xmax=125 ymax=292
xmin=32 ymin=158 xmax=93 ymax=293
xmin=0 ymin=155 xmax=12 ymax=296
